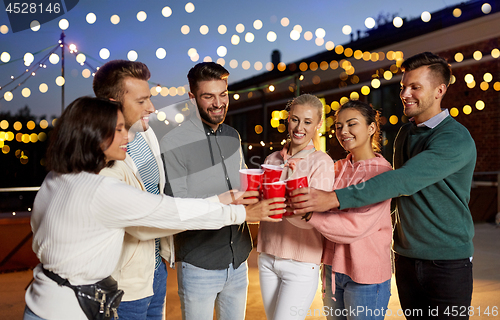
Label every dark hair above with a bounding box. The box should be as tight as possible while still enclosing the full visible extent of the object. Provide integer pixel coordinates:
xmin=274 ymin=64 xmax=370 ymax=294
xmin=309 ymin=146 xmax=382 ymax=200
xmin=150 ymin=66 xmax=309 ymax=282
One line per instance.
xmin=93 ymin=60 xmax=151 ymax=102
xmin=187 ymin=62 xmax=229 ymax=94
xmin=401 ymin=52 xmax=452 ymax=87
xmin=335 ymin=100 xmax=381 ymax=152
xmin=47 ymin=97 xmax=122 ymax=174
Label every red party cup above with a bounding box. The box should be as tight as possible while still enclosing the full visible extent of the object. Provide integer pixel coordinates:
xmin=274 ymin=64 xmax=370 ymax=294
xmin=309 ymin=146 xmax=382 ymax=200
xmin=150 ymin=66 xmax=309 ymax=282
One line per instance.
xmin=262 ymin=181 xmax=286 ymax=219
xmin=239 ymin=169 xmax=264 ymax=199
xmin=285 ymin=176 xmax=308 ymax=216
xmin=262 ymin=164 xmax=284 ymax=184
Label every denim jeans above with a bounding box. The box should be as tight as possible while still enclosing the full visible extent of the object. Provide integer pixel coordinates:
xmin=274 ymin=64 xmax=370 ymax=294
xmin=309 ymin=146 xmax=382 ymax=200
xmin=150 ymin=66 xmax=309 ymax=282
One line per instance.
xmin=176 ymin=261 xmax=248 ymax=320
xmin=117 ymin=259 xmax=168 ymax=320
xmin=323 ymin=265 xmax=391 ymax=320
xmin=23 ymin=306 xmax=46 ymax=320
xmin=395 ymin=254 xmax=473 ymax=319
xmin=258 ymin=252 xmax=320 ymax=320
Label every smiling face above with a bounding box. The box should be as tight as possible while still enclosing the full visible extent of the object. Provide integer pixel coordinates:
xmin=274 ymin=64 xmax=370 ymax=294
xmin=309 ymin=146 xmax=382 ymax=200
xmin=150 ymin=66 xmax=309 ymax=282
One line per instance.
xmin=189 ymin=79 xmax=229 ymax=130
xmin=400 ymin=66 xmax=446 ymax=124
xmin=120 ymin=77 xmax=155 ymax=131
xmin=103 ymin=111 xmax=129 ymax=162
xmin=335 ymin=108 xmax=376 ymax=162
xmin=287 ymin=103 xmax=322 ymax=154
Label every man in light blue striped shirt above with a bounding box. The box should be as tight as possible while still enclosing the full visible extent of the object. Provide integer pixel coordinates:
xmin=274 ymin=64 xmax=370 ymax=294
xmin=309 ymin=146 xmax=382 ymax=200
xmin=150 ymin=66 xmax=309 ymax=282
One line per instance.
xmin=93 ymin=60 xmax=170 ymax=320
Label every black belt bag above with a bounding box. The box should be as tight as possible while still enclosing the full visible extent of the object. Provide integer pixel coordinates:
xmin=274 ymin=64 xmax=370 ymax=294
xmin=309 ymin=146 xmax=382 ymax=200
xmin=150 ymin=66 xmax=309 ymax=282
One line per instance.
xmin=42 ymin=266 xmax=124 ymax=320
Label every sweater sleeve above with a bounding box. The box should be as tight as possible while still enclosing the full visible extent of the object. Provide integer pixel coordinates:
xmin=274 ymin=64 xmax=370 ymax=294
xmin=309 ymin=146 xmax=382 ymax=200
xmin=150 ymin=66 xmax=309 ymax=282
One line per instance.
xmin=308 ymin=160 xmax=392 ymax=243
xmin=285 ymin=152 xmax=336 ymax=229
xmin=336 ymin=124 xmax=476 ymax=210
xmin=309 ymin=201 xmax=390 ymax=244
xmin=92 ymin=177 xmax=246 ymax=231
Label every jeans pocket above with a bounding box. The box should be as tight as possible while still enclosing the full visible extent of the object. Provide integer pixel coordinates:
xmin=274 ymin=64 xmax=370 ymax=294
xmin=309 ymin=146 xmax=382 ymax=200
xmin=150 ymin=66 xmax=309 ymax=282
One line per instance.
xmin=431 ymin=259 xmax=471 ymax=269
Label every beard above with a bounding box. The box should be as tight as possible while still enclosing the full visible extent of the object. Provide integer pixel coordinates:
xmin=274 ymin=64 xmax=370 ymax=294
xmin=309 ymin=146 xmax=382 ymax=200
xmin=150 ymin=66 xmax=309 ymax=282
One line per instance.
xmin=198 ymin=105 xmax=227 ymax=126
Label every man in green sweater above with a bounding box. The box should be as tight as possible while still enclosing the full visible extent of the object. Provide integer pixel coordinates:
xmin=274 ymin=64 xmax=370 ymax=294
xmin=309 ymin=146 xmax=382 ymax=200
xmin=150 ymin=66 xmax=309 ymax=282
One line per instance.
xmin=292 ymin=52 xmax=476 ymax=319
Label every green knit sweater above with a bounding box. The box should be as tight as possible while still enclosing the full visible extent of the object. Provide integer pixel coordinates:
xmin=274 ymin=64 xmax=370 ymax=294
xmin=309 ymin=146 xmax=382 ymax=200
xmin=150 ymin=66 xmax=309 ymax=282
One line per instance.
xmin=336 ymin=116 xmax=476 ymax=260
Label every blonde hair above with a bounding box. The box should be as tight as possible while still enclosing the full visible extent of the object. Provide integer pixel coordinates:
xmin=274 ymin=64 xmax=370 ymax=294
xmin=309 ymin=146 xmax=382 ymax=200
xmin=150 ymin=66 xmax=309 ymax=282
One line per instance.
xmin=287 ymin=94 xmax=323 ymax=150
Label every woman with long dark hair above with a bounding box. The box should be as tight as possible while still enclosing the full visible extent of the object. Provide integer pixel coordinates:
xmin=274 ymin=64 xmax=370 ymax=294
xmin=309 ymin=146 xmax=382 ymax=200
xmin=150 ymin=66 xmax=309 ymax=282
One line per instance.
xmin=23 ymin=97 xmax=283 ymax=320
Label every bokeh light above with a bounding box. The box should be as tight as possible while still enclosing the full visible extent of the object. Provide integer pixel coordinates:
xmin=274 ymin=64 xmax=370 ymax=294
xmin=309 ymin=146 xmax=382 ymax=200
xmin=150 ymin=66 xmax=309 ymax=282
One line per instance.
xmin=99 ymin=48 xmax=110 ymax=60
xmin=365 ymin=17 xmax=376 ymax=29
xmin=421 ymin=11 xmax=431 ymax=22
xmin=218 ymin=25 xmax=227 ymax=34
xmin=55 ymin=76 xmax=65 ymax=86
xmin=4 ymin=91 xmax=13 ymax=101
xmin=162 ymin=6 xmax=172 ymax=17
xmin=217 ymin=46 xmax=227 ymax=57
xmin=156 ymin=48 xmax=167 ymax=59
xmin=110 ymin=15 xmax=120 ymax=24
xmin=245 ymin=32 xmax=255 ymax=43
xmin=231 ymin=35 xmax=240 ymax=45
xmin=389 ymin=115 xmax=399 ymax=125
xmin=473 ymin=51 xmax=482 ymax=60
xmin=393 ymin=17 xmax=403 ymax=28
xmin=127 ymin=50 xmax=138 ymax=61
xmin=30 ymin=20 xmax=40 ymax=32
xmin=342 ymin=25 xmax=352 ymax=35
xmin=181 ymin=25 xmax=190 ymax=35
xmin=1 ymin=52 xmax=11 ymax=63
xmin=21 ymin=88 xmax=31 ymax=98
xmin=482 ymin=3 xmax=492 ymax=14
xmin=185 ymin=2 xmax=195 ymax=13
xmin=315 ymin=28 xmax=326 ymax=38
xmin=200 ymin=25 xmax=209 ymax=35
xmin=59 ymin=19 xmax=69 ymax=30
xmin=267 ymin=31 xmax=277 ymax=42
xmin=236 ymin=23 xmax=245 ymax=33
xmin=463 ymin=105 xmax=472 ymax=114
xmin=290 ymin=29 xmax=300 ymax=41
xmin=475 ymin=100 xmax=485 ymax=110
xmin=86 ymin=13 xmax=96 ymax=24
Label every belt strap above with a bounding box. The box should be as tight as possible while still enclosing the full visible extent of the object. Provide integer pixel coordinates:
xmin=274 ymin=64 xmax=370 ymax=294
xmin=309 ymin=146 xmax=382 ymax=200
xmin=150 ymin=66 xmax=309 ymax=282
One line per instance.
xmin=42 ymin=266 xmax=75 ymax=290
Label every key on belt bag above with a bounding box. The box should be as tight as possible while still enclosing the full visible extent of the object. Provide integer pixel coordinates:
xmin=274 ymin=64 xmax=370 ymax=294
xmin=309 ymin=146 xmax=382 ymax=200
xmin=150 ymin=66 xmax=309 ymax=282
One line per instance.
xmin=42 ymin=266 xmax=124 ymax=320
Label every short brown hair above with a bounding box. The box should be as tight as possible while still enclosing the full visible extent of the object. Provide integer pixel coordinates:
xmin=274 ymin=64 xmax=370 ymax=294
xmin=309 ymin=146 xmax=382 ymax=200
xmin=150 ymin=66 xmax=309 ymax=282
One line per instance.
xmin=401 ymin=52 xmax=452 ymax=87
xmin=187 ymin=62 xmax=229 ymax=94
xmin=93 ymin=60 xmax=151 ymax=101
xmin=47 ymin=97 xmax=122 ymax=174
